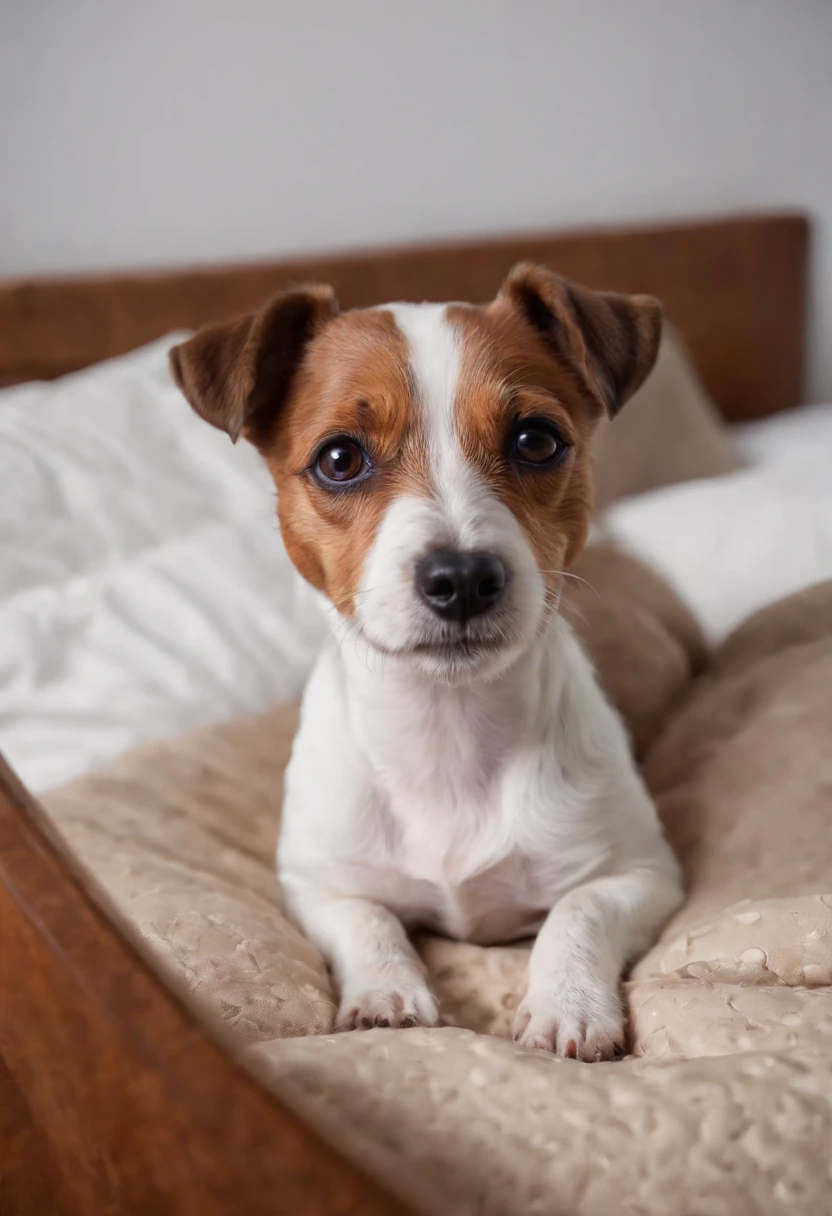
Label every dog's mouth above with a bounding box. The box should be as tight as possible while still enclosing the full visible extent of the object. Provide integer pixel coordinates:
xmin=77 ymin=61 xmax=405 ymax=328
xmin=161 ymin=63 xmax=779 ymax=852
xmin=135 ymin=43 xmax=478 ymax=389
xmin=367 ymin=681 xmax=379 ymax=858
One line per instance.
xmin=411 ymin=635 xmax=506 ymax=659
xmin=359 ymin=628 xmax=509 ymax=664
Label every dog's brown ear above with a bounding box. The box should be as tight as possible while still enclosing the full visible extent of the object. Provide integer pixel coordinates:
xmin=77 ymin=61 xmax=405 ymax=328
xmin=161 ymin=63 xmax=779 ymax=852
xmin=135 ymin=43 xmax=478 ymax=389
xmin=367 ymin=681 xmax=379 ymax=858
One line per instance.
xmin=501 ymin=263 xmax=662 ymax=417
xmin=169 ymin=285 xmax=338 ymax=448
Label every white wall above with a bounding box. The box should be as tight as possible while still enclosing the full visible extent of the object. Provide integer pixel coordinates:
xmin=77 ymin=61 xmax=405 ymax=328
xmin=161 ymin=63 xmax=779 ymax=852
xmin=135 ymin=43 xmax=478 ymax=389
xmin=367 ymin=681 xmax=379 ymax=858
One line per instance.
xmin=2 ymin=0 xmax=830 ymax=400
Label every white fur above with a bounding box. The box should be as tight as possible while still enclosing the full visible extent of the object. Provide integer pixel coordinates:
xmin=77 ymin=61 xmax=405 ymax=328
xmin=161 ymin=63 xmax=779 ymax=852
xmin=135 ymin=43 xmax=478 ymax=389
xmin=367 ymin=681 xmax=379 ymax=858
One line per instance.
xmin=278 ymin=304 xmax=682 ymax=1057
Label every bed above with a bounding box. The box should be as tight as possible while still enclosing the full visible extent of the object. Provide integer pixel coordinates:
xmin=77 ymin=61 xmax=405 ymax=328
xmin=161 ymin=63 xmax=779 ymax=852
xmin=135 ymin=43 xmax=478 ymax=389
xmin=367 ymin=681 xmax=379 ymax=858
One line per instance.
xmin=1 ymin=212 xmax=827 ymax=1216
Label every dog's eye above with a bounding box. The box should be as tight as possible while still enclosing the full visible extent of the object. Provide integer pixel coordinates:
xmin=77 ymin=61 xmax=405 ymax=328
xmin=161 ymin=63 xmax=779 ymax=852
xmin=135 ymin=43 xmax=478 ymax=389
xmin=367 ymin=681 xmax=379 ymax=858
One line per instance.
xmin=510 ymin=419 xmax=567 ymax=467
xmin=314 ymin=437 xmax=368 ymax=485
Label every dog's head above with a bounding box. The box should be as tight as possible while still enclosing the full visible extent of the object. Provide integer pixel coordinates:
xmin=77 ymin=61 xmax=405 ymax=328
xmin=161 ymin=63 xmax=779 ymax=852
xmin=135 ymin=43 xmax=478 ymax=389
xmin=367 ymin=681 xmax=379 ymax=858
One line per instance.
xmin=171 ymin=266 xmax=661 ymax=682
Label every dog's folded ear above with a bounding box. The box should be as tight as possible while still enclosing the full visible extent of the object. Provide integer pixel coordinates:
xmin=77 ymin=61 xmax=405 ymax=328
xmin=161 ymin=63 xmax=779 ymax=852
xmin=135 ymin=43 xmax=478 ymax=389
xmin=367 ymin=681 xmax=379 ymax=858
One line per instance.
xmin=501 ymin=263 xmax=663 ymax=417
xmin=169 ymin=285 xmax=338 ymax=448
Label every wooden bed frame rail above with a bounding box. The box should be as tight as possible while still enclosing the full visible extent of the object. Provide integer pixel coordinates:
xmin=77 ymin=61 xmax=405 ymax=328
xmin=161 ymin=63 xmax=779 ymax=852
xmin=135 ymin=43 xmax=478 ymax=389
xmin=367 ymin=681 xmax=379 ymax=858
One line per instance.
xmin=0 ymin=213 xmax=809 ymax=421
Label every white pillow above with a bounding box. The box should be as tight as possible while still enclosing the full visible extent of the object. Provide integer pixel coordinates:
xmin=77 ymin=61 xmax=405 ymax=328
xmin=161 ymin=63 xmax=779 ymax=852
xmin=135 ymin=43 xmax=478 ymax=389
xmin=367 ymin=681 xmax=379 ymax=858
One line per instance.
xmin=603 ymin=441 xmax=832 ymax=644
xmin=733 ymin=400 xmax=832 ymax=469
xmin=0 ymin=337 xmax=326 ymax=792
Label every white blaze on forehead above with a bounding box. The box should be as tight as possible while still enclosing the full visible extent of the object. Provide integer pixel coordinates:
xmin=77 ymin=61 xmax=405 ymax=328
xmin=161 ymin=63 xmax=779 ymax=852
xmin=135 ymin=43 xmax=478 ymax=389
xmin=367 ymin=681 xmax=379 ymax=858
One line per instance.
xmin=385 ymin=303 xmax=486 ymax=544
xmin=384 ymin=303 xmax=460 ymax=453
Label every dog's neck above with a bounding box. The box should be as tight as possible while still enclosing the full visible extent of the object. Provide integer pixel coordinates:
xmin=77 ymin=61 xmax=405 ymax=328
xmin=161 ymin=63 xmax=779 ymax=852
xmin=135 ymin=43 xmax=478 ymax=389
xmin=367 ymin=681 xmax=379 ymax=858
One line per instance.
xmin=334 ymin=613 xmax=571 ymax=805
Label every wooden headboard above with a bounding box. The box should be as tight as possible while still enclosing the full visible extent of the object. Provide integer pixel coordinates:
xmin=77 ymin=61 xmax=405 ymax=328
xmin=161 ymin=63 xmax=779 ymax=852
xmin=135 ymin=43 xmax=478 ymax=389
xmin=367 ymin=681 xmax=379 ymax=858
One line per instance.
xmin=0 ymin=212 xmax=808 ymax=420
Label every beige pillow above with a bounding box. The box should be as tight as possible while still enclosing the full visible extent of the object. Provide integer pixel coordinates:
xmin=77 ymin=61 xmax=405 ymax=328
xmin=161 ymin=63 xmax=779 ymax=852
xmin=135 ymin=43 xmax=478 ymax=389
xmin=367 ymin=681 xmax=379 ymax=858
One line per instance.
xmin=593 ymin=323 xmax=738 ymax=510
xmin=563 ymin=543 xmax=706 ymax=756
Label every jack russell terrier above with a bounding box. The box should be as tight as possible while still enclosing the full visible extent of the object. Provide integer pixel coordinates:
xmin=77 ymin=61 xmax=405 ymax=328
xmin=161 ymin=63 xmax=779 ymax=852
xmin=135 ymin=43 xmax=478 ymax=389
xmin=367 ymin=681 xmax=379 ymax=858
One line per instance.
xmin=170 ymin=263 xmax=683 ymax=1060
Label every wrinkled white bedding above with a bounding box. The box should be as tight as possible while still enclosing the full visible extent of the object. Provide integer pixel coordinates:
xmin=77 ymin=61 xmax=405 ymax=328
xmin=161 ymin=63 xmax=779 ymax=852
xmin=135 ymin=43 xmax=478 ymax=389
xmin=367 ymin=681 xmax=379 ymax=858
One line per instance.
xmin=2 ymin=338 xmax=831 ymax=793
xmin=0 ymin=337 xmax=327 ymax=792
xmin=604 ymin=422 xmax=832 ymax=642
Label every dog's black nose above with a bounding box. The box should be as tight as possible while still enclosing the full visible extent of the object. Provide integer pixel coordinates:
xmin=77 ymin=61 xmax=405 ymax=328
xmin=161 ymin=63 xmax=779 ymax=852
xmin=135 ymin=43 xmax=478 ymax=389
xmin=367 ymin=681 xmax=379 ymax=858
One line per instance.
xmin=415 ymin=550 xmax=507 ymax=624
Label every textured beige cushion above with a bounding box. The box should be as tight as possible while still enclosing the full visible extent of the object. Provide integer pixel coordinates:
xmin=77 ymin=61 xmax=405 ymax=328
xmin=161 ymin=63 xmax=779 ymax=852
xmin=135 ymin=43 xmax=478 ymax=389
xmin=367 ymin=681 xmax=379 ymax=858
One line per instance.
xmin=41 ymin=575 xmax=832 ymax=1215
xmin=565 ymin=543 xmax=706 ymax=755
xmin=43 ymin=703 xmax=335 ymax=1043
xmin=593 ymin=324 xmax=739 ymax=510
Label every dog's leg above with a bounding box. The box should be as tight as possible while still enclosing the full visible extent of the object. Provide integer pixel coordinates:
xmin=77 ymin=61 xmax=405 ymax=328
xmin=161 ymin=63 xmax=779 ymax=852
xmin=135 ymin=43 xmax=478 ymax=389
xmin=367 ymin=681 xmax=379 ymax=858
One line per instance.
xmin=285 ymin=886 xmax=440 ymax=1031
xmin=512 ymin=867 xmax=680 ymax=1060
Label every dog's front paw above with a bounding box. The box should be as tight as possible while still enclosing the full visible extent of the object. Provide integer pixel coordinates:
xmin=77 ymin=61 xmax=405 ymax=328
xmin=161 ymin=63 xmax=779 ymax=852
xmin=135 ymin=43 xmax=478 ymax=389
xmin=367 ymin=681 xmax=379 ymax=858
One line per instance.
xmin=512 ymin=977 xmax=625 ymax=1061
xmin=337 ymin=971 xmax=441 ymax=1031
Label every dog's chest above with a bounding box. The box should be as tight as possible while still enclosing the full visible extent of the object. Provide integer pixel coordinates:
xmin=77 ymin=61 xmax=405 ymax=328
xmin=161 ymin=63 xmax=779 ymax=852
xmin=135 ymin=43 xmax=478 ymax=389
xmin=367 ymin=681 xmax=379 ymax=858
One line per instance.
xmin=336 ymin=658 xmax=595 ymax=942
xmin=375 ymin=848 xmax=548 ymax=944
xmin=351 ymin=777 xmax=569 ymax=943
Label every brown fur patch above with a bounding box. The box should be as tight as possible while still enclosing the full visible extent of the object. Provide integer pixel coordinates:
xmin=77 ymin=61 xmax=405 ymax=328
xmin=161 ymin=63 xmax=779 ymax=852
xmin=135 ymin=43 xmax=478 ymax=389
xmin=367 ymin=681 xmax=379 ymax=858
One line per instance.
xmin=170 ymin=286 xmax=338 ymax=444
xmin=502 ymin=263 xmax=663 ymax=418
xmin=449 ymin=300 xmax=600 ymax=583
xmin=263 ymin=309 xmax=428 ymax=614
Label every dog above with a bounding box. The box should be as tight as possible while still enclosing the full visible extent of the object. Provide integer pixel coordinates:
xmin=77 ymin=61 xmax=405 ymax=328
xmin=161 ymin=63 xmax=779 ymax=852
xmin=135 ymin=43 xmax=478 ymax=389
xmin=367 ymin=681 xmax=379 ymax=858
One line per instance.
xmin=170 ymin=263 xmax=683 ymax=1060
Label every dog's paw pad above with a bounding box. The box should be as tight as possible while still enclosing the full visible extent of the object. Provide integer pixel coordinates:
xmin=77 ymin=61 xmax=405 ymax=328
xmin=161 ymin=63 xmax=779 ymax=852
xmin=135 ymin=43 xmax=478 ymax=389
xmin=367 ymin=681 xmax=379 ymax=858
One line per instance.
xmin=512 ymin=979 xmax=626 ymax=1061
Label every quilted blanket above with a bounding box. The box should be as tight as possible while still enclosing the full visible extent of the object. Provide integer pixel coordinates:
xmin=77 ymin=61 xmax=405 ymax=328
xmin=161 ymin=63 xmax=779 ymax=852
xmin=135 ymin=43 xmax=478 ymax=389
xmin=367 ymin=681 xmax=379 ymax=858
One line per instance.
xmin=42 ymin=569 xmax=832 ymax=1216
